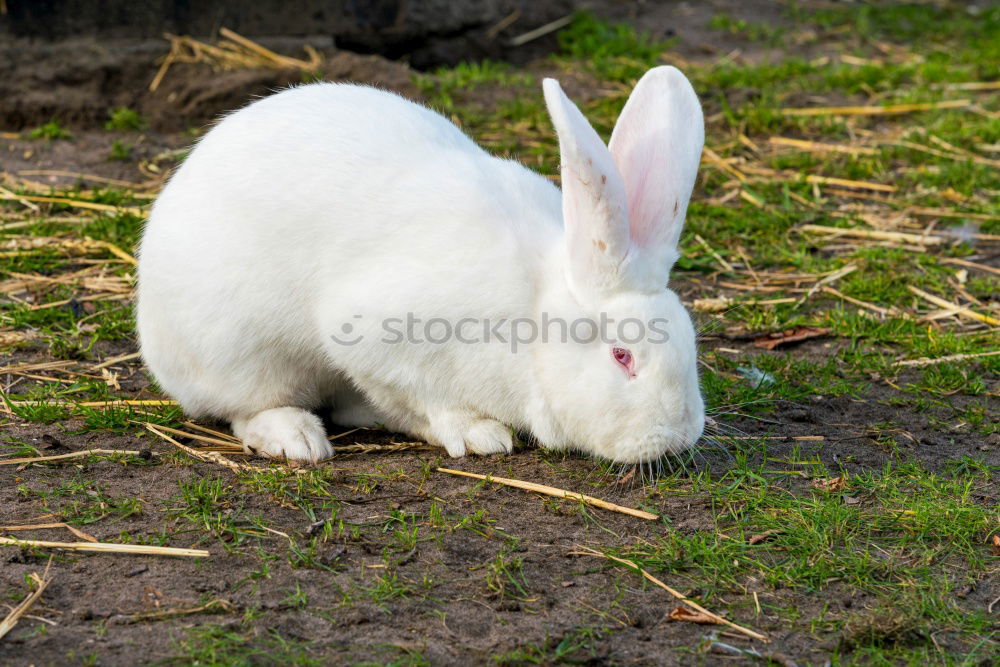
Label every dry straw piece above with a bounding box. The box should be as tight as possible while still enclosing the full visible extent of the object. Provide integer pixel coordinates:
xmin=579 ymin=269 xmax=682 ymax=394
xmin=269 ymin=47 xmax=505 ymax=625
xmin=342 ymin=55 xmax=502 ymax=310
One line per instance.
xmin=150 ymin=28 xmax=322 ymax=91
xmin=183 ymin=421 xmax=241 ymax=442
xmin=0 ymin=536 xmax=208 ymax=558
xmin=694 ymin=233 xmax=736 ymax=272
xmin=941 ymin=257 xmax=1000 ymax=277
xmin=120 ymin=598 xmax=234 ymax=623
xmin=739 ymin=189 xmax=765 ymax=209
xmin=0 ymin=449 xmax=140 ymax=466
xmin=1 ymin=522 xmax=98 ymax=542
xmin=148 ymin=423 xmax=243 ymax=449
xmin=147 ymin=421 xmax=421 ymax=467
xmin=436 ymin=468 xmax=659 ymax=520
xmin=893 ymin=350 xmax=1000 ymax=368
xmin=18 ymin=169 xmax=146 ymax=189
xmin=91 ymin=351 xmax=143 ymax=370
xmin=75 ymin=400 xmax=177 ymax=407
xmin=4 ymin=397 xmax=176 ymax=410
xmin=0 ymin=192 xmax=145 ymax=216
xmin=693 ymin=296 xmax=796 ymax=312
xmin=892 ymin=138 xmax=1000 ymax=168
xmin=769 ymin=136 xmax=878 ymax=156
xmin=507 ymin=14 xmax=574 ymax=47
xmin=334 ymin=441 xmax=433 ymax=454
xmin=941 ymin=81 xmax=1000 ymax=91
xmin=145 ymin=423 xmax=251 ymax=474
xmin=799 ymin=224 xmax=945 ymax=246
xmin=907 ymin=285 xmax=1000 ymax=326
xmin=701 ymin=146 xmax=747 ymax=182
xmin=781 ymin=99 xmax=971 ymax=116
xmin=822 ymin=286 xmax=903 ymax=318
xmin=0 ymin=360 xmax=75 ymax=374
xmin=0 ymin=557 xmax=53 ymax=641
xmin=570 ymin=546 xmax=768 ymax=642
xmin=145 ymin=423 xmax=315 ymax=475
xmin=804 ymin=174 xmax=895 ymax=192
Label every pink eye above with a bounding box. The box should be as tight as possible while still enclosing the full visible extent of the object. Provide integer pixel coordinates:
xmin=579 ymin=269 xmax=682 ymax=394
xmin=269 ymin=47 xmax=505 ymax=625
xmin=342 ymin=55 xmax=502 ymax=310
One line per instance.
xmin=612 ymin=347 xmax=635 ymax=378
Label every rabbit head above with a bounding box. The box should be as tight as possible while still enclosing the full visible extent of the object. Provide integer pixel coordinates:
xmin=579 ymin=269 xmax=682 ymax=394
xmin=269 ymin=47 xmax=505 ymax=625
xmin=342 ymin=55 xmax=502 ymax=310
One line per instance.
xmin=532 ymin=66 xmax=705 ymax=464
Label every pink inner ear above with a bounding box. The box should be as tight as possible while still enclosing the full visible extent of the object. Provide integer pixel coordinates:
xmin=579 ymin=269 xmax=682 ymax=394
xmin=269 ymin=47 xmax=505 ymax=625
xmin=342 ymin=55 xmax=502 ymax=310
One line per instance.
xmin=615 ymin=138 xmax=676 ymax=252
xmin=625 ymin=159 xmax=655 ymax=247
xmin=608 ymin=67 xmax=704 ymax=274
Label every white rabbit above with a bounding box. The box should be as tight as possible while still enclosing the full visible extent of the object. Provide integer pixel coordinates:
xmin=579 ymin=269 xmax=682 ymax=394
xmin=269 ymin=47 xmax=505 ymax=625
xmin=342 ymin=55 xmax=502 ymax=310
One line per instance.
xmin=136 ymin=66 xmax=706 ymax=464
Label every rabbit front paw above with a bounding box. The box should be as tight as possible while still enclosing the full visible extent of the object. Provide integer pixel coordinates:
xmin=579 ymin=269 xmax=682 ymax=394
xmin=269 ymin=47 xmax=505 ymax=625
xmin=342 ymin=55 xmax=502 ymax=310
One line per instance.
xmin=464 ymin=419 xmax=514 ymax=456
xmin=427 ymin=411 xmax=513 ymax=458
xmin=232 ymin=407 xmax=333 ymax=463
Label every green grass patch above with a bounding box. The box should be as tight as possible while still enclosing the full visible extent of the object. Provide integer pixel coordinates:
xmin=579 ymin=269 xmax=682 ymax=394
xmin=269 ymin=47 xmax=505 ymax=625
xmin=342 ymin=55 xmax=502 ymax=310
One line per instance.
xmin=29 ymin=120 xmax=72 ymax=141
xmin=104 ymin=107 xmax=147 ymax=131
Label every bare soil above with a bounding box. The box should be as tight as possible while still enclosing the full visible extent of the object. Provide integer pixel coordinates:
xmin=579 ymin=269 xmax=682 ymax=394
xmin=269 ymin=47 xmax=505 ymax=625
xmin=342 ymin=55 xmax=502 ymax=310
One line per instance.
xmin=1 ymin=339 xmax=995 ymax=665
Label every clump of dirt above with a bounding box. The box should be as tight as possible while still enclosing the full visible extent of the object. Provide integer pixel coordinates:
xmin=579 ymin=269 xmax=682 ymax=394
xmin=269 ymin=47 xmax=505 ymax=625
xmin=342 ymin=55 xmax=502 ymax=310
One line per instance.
xmin=2 ymin=0 xmax=575 ymax=69
xmin=0 ymin=38 xmax=418 ymax=133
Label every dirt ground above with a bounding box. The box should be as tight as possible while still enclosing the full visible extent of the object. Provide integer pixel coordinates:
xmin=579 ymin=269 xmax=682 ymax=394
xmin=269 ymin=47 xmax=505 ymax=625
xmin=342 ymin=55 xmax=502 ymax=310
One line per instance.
xmin=1 ymin=370 xmax=994 ymax=665
xmin=1 ymin=1 xmax=998 ymax=665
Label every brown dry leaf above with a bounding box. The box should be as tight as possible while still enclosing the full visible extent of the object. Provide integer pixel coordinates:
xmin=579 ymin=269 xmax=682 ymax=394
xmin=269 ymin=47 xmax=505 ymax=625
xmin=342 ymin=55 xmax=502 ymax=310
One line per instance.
xmin=748 ymin=529 xmax=783 ymax=545
xmin=668 ymin=607 xmax=723 ymax=625
xmin=991 ymin=535 xmax=1000 ymax=557
xmin=813 ymin=476 xmax=848 ymax=492
xmin=753 ymin=327 xmax=830 ymax=350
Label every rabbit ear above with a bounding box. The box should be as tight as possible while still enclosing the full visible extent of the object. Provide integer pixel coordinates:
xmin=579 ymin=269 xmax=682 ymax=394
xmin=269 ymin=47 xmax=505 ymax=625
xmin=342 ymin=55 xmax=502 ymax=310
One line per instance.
xmin=609 ymin=66 xmax=704 ymax=282
xmin=543 ymin=78 xmax=632 ymax=299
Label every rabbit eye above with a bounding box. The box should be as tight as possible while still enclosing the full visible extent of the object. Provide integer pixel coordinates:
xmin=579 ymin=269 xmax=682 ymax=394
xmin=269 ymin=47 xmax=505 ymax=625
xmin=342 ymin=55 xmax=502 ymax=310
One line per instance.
xmin=612 ymin=347 xmax=636 ymax=378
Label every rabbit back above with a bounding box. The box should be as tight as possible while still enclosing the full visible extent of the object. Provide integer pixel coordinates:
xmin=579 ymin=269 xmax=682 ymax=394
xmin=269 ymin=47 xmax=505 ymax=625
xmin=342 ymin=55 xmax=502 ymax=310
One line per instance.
xmin=137 ymin=83 xmax=561 ymax=419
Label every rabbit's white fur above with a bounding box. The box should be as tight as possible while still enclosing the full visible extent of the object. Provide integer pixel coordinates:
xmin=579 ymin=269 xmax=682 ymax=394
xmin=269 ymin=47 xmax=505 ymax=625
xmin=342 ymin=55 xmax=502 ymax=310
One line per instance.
xmin=137 ymin=66 xmax=705 ymax=463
